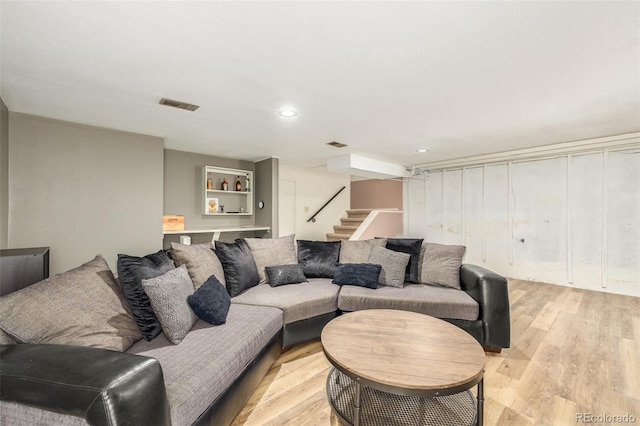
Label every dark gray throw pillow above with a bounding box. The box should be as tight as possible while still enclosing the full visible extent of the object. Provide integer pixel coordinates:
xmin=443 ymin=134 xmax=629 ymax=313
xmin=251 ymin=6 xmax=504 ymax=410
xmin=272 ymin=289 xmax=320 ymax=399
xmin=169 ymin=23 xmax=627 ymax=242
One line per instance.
xmin=384 ymin=238 xmax=424 ymax=284
xmin=187 ymin=275 xmax=230 ymax=325
xmin=214 ymin=240 xmax=260 ymax=297
xmin=265 ymin=264 xmax=308 ymax=287
xmin=117 ymin=250 xmax=176 ymax=341
xmin=297 ymin=240 xmax=341 ymax=278
xmin=332 ymin=263 xmax=381 ymax=289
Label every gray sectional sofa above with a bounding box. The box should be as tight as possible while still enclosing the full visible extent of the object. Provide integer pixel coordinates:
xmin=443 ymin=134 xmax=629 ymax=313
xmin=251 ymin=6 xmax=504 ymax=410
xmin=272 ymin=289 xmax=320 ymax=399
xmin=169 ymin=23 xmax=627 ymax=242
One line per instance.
xmin=0 ymin=236 xmax=510 ymax=426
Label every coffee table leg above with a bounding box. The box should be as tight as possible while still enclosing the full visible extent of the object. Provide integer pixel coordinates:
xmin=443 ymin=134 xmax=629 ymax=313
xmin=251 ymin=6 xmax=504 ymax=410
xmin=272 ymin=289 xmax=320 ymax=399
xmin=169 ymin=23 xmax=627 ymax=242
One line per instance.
xmin=353 ymin=381 xmax=362 ymax=426
xmin=477 ymin=377 xmax=484 ymax=426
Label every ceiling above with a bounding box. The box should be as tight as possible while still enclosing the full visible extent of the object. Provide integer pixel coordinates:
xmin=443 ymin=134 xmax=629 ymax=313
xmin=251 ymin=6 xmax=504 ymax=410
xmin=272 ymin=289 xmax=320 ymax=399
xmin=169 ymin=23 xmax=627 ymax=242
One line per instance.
xmin=1 ymin=1 xmax=639 ymax=169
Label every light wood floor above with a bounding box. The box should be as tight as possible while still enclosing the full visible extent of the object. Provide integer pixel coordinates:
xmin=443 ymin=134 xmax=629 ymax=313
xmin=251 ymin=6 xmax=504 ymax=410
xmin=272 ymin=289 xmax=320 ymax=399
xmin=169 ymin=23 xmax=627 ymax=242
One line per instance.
xmin=231 ymin=279 xmax=640 ymax=426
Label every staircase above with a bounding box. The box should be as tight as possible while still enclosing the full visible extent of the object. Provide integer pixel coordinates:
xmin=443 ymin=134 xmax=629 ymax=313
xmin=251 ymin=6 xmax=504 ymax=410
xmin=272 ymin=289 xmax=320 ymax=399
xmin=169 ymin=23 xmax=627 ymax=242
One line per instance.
xmin=326 ymin=209 xmax=371 ymax=241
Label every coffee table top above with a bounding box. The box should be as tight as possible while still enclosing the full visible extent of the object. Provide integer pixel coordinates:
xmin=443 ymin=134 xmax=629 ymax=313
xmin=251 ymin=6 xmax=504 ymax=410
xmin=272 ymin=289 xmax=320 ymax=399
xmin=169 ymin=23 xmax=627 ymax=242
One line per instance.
xmin=321 ymin=309 xmax=485 ymax=395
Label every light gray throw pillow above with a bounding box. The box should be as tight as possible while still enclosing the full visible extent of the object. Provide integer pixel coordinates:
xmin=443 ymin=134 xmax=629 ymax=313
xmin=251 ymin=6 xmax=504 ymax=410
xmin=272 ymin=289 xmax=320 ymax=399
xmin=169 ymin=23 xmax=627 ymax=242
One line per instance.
xmin=245 ymin=234 xmax=297 ymax=284
xmin=339 ymin=239 xmax=387 ymax=264
xmin=0 ymin=255 xmax=142 ymax=351
xmin=368 ymin=245 xmax=411 ymax=288
xmin=170 ymin=242 xmax=226 ymax=289
xmin=142 ymin=265 xmax=197 ymax=345
xmin=420 ymin=243 xmax=466 ymax=289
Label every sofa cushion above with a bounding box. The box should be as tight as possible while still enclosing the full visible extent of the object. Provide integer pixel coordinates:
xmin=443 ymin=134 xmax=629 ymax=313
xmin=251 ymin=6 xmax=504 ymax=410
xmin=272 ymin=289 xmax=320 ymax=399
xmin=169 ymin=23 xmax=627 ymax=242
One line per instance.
xmin=188 ymin=275 xmax=230 ymax=325
xmin=170 ymin=242 xmax=226 ymax=288
xmin=0 ymin=255 xmax=142 ymax=351
xmin=0 ymin=329 xmax=15 ymax=344
xmin=127 ymin=303 xmax=283 ymax=426
xmin=0 ymin=401 xmax=87 ymax=426
xmin=332 ymin=263 xmax=381 ymax=289
xmin=368 ymin=245 xmax=411 ymax=288
xmin=338 ymin=283 xmax=479 ymax=321
xmin=231 ymin=278 xmax=339 ymax=324
xmin=339 ymin=239 xmax=387 ymax=264
xmin=215 ymin=240 xmax=260 ymax=297
xmin=420 ymin=243 xmax=466 ymax=289
xmin=265 ymin=264 xmax=308 ymax=287
xmin=141 ymin=265 xmax=197 ymax=345
xmin=117 ymin=250 xmax=175 ymax=341
xmin=245 ymin=235 xmax=297 ymax=284
xmin=385 ymin=238 xmax=424 ymax=283
xmin=297 ymin=240 xmax=341 ymax=278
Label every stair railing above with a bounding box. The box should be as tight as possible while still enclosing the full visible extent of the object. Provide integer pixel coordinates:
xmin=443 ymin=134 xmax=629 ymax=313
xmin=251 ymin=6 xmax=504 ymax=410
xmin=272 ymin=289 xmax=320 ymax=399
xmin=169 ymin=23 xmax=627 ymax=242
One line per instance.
xmin=307 ymin=186 xmax=346 ymax=223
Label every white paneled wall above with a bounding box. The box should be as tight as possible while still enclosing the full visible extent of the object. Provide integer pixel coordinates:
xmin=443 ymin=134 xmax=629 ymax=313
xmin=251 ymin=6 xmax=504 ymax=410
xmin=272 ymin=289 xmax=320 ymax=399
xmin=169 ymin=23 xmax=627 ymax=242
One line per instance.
xmin=405 ymin=150 xmax=640 ymax=297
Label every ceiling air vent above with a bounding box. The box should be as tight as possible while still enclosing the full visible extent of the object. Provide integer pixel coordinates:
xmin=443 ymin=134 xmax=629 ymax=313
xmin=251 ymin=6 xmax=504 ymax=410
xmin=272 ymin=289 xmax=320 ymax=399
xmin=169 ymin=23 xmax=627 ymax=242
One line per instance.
xmin=159 ymin=98 xmax=200 ymax=112
xmin=327 ymin=141 xmax=348 ymax=148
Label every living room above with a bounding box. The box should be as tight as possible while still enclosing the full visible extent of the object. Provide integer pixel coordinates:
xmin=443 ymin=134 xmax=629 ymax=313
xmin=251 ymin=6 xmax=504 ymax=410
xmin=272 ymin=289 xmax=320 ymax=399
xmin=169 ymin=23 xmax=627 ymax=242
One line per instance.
xmin=1 ymin=1 xmax=639 ymax=425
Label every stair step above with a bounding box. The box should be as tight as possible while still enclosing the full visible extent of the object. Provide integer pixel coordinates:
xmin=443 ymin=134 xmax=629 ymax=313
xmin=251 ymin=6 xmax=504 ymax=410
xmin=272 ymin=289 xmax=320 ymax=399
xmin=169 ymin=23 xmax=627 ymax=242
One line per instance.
xmin=326 ymin=233 xmax=352 ymax=242
xmin=347 ymin=212 xmax=371 ymax=219
xmin=341 ymin=217 xmax=364 ymax=224
xmin=346 ymin=209 xmax=372 ymax=215
xmin=333 ymin=225 xmax=358 ymax=234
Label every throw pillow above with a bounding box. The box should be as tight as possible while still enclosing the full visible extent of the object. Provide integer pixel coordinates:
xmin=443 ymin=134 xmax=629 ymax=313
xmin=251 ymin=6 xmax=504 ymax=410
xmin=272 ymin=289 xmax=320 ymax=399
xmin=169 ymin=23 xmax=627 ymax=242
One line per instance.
xmin=265 ymin=264 xmax=308 ymax=287
xmin=385 ymin=238 xmax=424 ymax=284
xmin=339 ymin=239 xmax=387 ymax=263
xmin=117 ymin=250 xmax=175 ymax=341
xmin=214 ymin=239 xmax=260 ymax=297
xmin=244 ymin=235 xmax=297 ymax=284
xmin=0 ymin=255 xmax=142 ymax=351
xmin=297 ymin=240 xmax=341 ymax=278
xmin=332 ymin=263 xmax=381 ymax=289
xmin=367 ymin=245 xmax=411 ymax=288
xmin=141 ymin=265 xmax=197 ymax=345
xmin=0 ymin=329 xmax=16 ymax=344
xmin=187 ymin=275 xmax=230 ymax=325
xmin=421 ymin=243 xmax=467 ymax=289
xmin=170 ymin=242 xmax=226 ymax=288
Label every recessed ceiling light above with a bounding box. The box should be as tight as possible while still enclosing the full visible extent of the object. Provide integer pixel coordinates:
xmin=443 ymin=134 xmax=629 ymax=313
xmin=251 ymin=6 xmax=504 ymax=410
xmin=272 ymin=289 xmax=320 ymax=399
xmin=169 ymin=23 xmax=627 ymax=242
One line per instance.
xmin=417 ymin=148 xmax=430 ymax=153
xmin=278 ymin=109 xmax=298 ymax=117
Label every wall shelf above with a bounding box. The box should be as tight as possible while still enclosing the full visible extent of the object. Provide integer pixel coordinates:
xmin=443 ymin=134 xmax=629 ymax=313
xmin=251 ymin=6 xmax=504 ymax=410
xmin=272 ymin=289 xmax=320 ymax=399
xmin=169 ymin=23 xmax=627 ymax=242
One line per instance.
xmin=203 ymin=166 xmax=253 ymax=215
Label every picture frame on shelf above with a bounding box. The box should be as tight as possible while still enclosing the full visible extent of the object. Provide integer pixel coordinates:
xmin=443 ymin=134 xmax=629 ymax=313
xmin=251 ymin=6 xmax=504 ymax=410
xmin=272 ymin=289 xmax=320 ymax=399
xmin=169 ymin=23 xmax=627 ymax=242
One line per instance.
xmin=207 ymin=197 xmax=219 ymax=214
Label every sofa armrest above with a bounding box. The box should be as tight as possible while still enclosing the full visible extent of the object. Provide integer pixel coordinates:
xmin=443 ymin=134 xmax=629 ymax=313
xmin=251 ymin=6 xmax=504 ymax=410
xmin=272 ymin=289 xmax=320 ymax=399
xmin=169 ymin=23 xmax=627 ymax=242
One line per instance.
xmin=0 ymin=344 xmax=170 ymax=426
xmin=460 ymin=264 xmax=511 ymax=348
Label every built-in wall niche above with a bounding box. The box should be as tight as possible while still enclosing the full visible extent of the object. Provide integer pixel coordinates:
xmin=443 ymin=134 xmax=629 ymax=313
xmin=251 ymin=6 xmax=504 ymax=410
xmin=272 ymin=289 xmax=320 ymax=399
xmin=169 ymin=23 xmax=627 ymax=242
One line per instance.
xmin=202 ymin=166 xmax=253 ymax=216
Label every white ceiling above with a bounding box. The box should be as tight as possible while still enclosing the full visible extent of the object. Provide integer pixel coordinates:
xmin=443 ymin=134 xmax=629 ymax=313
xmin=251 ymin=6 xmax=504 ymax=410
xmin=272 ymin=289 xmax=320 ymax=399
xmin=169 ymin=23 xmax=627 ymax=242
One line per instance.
xmin=2 ymin=1 xmax=639 ymax=168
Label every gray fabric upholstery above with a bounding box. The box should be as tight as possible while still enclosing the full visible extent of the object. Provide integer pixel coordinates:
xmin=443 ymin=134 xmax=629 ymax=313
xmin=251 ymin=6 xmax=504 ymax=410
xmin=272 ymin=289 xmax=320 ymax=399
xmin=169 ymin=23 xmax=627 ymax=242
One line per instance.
xmin=245 ymin=234 xmax=297 ymax=284
xmin=0 ymin=401 xmax=88 ymax=426
xmin=170 ymin=242 xmax=226 ymax=288
xmin=231 ymin=278 xmax=339 ymax=324
xmin=0 ymin=254 xmax=142 ymax=352
xmin=127 ymin=303 xmax=283 ymax=426
xmin=0 ymin=329 xmax=15 ymax=344
xmin=420 ymin=242 xmax=466 ymax=289
xmin=339 ymin=239 xmax=386 ymax=263
xmin=368 ymin=245 xmax=410 ymax=288
xmin=338 ymin=284 xmax=479 ymax=321
xmin=141 ymin=265 xmax=197 ymax=345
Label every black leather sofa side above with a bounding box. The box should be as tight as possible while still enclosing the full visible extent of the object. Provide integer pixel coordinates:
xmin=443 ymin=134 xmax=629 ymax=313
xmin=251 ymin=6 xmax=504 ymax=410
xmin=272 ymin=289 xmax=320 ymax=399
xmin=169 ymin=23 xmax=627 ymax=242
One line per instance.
xmin=459 ymin=264 xmax=511 ymax=349
xmin=0 ymin=344 xmax=170 ymax=426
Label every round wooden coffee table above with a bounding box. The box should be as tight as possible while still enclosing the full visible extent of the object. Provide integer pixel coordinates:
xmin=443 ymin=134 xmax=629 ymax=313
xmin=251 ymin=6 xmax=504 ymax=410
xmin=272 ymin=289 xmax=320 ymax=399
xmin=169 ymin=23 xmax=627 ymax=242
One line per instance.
xmin=321 ymin=309 xmax=486 ymax=426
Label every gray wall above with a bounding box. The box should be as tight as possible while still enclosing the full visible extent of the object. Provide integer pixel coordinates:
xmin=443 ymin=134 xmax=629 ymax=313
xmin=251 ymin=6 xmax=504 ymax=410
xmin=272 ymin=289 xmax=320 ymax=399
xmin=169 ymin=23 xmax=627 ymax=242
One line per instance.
xmin=254 ymin=157 xmax=279 ymax=238
xmin=8 ymin=113 xmax=164 ymax=274
xmin=0 ymin=98 xmax=8 ymax=249
xmin=163 ymin=149 xmax=257 ymax=245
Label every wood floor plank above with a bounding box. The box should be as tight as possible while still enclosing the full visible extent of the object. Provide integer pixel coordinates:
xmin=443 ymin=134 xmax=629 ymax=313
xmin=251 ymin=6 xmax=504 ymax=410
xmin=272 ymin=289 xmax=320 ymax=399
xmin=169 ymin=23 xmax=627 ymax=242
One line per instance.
xmin=231 ymin=280 xmax=640 ymax=425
